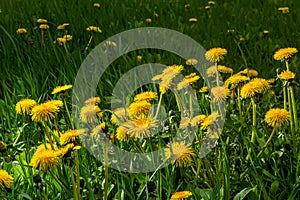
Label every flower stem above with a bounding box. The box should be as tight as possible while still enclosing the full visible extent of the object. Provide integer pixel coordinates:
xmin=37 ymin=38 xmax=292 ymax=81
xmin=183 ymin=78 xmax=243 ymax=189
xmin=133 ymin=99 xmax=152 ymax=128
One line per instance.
xmin=283 ymin=85 xmax=287 ymax=110
xmin=250 ymin=98 xmax=257 ymax=143
xmin=74 ymin=151 xmax=81 ymax=198
xmin=154 ymin=93 xmax=163 ymax=119
xmin=287 ymin=87 xmax=295 ymax=138
xmin=215 ymin=63 xmax=220 ymax=86
xmin=289 ymin=86 xmax=298 ymax=131
xmin=257 ymin=126 xmax=277 ymax=158
xmin=69 ymin=166 xmax=79 ymax=200
xmin=285 ymin=61 xmax=290 ymax=71
xmin=63 ymin=98 xmax=74 ymax=129
xmin=104 ymin=145 xmax=109 ymax=200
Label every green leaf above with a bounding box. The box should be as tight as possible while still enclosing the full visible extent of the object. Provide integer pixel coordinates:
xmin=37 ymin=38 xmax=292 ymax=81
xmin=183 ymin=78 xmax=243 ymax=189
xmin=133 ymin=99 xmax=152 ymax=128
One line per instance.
xmin=270 ymin=180 xmax=279 ymax=195
xmin=199 ymin=189 xmax=214 ymax=200
xmin=233 ymin=187 xmax=254 ymax=200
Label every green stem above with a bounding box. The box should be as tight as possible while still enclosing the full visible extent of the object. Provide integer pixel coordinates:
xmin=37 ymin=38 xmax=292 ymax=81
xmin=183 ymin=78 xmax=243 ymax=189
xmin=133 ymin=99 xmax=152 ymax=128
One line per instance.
xmin=289 ymin=86 xmax=298 ymax=131
xmin=49 ymin=169 xmax=71 ymax=194
xmin=283 ymin=85 xmax=287 ymax=110
xmin=285 ymin=61 xmax=290 ymax=71
xmin=257 ymin=126 xmax=277 ymax=158
xmin=215 ymin=63 xmax=220 ymax=86
xmin=74 ymin=151 xmax=81 ymax=199
xmin=104 ymin=146 xmax=109 ymax=200
xmin=70 ymin=166 xmax=79 ymax=200
xmin=250 ymin=98 xmax=257 ymax=143
xmin=154 ymin=93 xmax=163 ymax=119
xmin=42 ymin=122 xmax=55 ymax=150
xmin=237 ymin=86 xmax=242 ymax=119
xmin=287 ymin=87 xmax=295 ymax=138
xmin=63 ymin=98 xmax=74 ymax=129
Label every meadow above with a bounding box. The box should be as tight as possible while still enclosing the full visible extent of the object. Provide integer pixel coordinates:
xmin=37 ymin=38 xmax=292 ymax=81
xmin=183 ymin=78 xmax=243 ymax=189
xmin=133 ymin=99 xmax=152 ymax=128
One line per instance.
xmin=1 ymin=0 xmax=300 ymax=199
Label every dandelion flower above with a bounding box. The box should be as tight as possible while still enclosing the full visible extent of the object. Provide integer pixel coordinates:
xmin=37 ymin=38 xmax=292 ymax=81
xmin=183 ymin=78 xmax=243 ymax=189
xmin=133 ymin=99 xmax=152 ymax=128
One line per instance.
xmin=57 ymin=143 xmax=75 ymax=156
xmin=186 ymin=58 xmax=198 ymax=65
xmin=224 ymin=75 xmax=249 ymax=89
xmin=199 ymin=86 xmax=209 ymax=93
xmin=211 ymin=86 xmax=227 ymax=102
xmin=39 ymin=24 xmax=49 ymax=30
xmin=189 ymin=18 xmax=197 ymax=23
xmin=205 ymin=48 xmax=227 ymax=63
xmin=240 ymin=78 xmax=270 ymax=98
xmin=179 ymin=117 xmax=191 ymax=129
xmin=91 ymin=122 xmax=106 ymax=138
xmin=154 ymin=12 xmax=159 ymax=17
xmin=137 ymin=55 xmax=142 ymax=62
xmin=164 ymin=141 xmax=195 ymax=167
xmin=200 ymin=112 xmax=219 ymax=130
xmin=51 ymin=84 xmax=72 ymax=94
xmin=177 ymin=73 xmax=200 ymax=90
xmin=278 ymin=70 xmax=295 ymax=81
xmin=206 ymin=65 xmax=233 ymax=77
xmin=205 ymin=5 xmax=211 ymax=10
xmin=227 ymin=29 xmax=235 ymax=34
xmin=84 ymin=97 xmax=101 ymax=105
xmin=86 ymin=26 xmax=102 ymax=33
xmin=0 ymin=169 xmax=13 ymax=188
xmin=60 ymin=129 xmax=85 ymax=145
xmin=63 ymin=34 xmax=72 ymax=41
xmin=146 ymin=18 xmax=152 ymax=23
xmin=238 ymin=69 xmax=258 ymax=77
xmin=36 ymin=19 xmax=47 ymax=23
xmin=31 ymin=102 xmax=60 ymax=122
xmin=56 ymin=37 xmax=67 ymax=45
xmin=93 ymin=3 xmax=100 ymax=8
xmin=16 ymin=28 xmax=27 ymax=34
xmin=123 ymin=117 xmax=157 ymax=139
xmin=116 ymin=126 xmax=128 ymax=141
xmin=208 ymin=1 xmax=215 ymax=5
xmin=80 ymin=104 xmax=102 ymax=123
xmin=128 ymin=100 xmax=151 ymax=119
xmin=265 ymin=108 xmax=289 ymax=127
xmin=134 ymin=91 xmax=158 ymax=102
xmin=0 ymin=141 xmax=7 ymax=152
xmin=263 ymin=30 xmax=269 ymax=35
xmin=171 ymin=191 xmax=193 ymax=200
xmin=16 ymin=98 xmax=37 ymax=115
xmin=184 ymin=4 xmax=190 ymax=8
xmin=111 ymin=107 xmax=128 ymax=125
xmin=29 ymin=149 xmax=60 ymax=171
xmin=191 ymin=114 xmax=206 ymax=126
xmin=278 ymin=7 xmax=289 ymax=14
xmin=274 ymin=47 xmax=298 ymax=61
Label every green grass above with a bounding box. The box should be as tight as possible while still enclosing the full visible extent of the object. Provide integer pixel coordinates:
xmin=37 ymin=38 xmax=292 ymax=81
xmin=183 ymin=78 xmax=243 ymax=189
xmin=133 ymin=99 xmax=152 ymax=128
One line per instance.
xmin=1 ymin=0 xmax=300 ymax=199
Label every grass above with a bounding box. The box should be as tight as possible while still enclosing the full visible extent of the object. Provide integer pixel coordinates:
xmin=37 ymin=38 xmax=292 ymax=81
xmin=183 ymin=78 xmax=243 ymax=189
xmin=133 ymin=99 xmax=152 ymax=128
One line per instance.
xmin=0 ymin=0 xmax=300 ymax=199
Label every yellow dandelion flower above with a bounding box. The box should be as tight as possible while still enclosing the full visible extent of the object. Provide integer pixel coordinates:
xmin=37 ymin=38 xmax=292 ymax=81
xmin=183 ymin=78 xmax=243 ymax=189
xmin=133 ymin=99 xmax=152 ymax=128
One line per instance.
xmin=206 ymin=65 xmax=233 ymax=77
xmin=91 ymin=122 xmax=106 ymax=138
xmin=199 ymin=86 xmax=209 ymax=93
xmin=240 ymin=37 xmax=245 ymax=41
xmin=84 ymin=97 xmax=101 ymax=105
xmin=146 ymin=18 xmax=152 ymax=23
xmin=227 ymin=29 xmax=235 ymax=34
xmin=29 ymin=149 xmax=60 ymax=171
xmin=80 ymin=104 xmax=102 ymax=123
xmin=128 ymin=100 xmax=151 ymax=119
xmin=189 ymin=18 xmax=197 ymax=23
xmin=211 ymin=86 xmax=227 ymax=102
xmin=60 ymin=129 xmax=85 ymax=145
xmin=57 ymin=25 xmax=65 ymax=30
xmin=200 ymin=112 xmax=218 ymax=130
xmin=274 ymin=47 xmax=298 ymax=61
xmin=93 ymin=3 xmax=100 ymax=8
xmin=224 ymin=74 xmax=249 ymax=89
xmin=267 ymin=78 xmax=276 ymax=85
xmin=152 ymin=65 xmax=184 ymax=94
xmin=186 ymin=58 xmax=198 ymax=65
xmin=111 ymin=107 xmax=128 ymax=125
xmin=191 ymin=114 xmax=207 ymax=126
xmin=63 ymin=34 xmax=72 ymax=41
xmin=16 ymin=28 xmax=27 ymax=34
xmin=123 ymin=117 xmax=157 ymax=139
xmin=86 ymin=26 xmax=102 ymax=33
xmin=154 ymin=12 xmax=159 ymax=17
xmin=179 ymin=117 xmax=191 ymax=129
xmin=208 ymin=1 xmax=215 ymax=5
xmin=134 ymin=91 xmax=158 ymax=102
xmin=56 ymin=37 xmax=67 ymax=45
xmin=205 ymin=48 xmax=227 ymax=63
xmin=171 ymin=191 xmax=193 ymax=200
xmin=263 ymin=30 xmax=269 ymax=35
xmin=240 ymin=78 xmax=270 ymax=99
xmin=51 ymin=84 xmax=72 ymax=94
xmin=44 ymin=100 xmax=63 ymax=108
xmin=265 ymin=108 xmax=289 ymax=127
xmin=205 ymin=5 xmax=211 ymax=10
xmin=39 ymin=24 xmax=49 ymax=30
xmin=31 ymin=102 xmax=60 ymax=122
xmin=37 ymin=143 xmax=58 ymax=152
xmin=238 ymin=69 xmax=259 ymax=77
xmin=137 ymin=55 xmax=142 ymax=62
xmin=185 ymin=4 xmax=190 ymax=8
xmin=177 ymin=73 xmax=201 ymax=90
xmin=57 ymin=143 xmax=75 ymax=156
xmin=36 ymin=19 xmax=47 ymax=23
xmin=16 ymin=98 xmax=37 ymax=115
xmin=116 ymin=126 xmax=128 ymax=141
xmin=164 ymin=142 xmax=195 ymax=167
xmin=0 ymin=169 xmax=13 ymax=188
xmin=278 ymin=70 xmax=295 ymax=81
xmin=278 ymin=7 xmax=289 ymax=14
xmin=105 ymin=40 xmax=117 ymax=47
